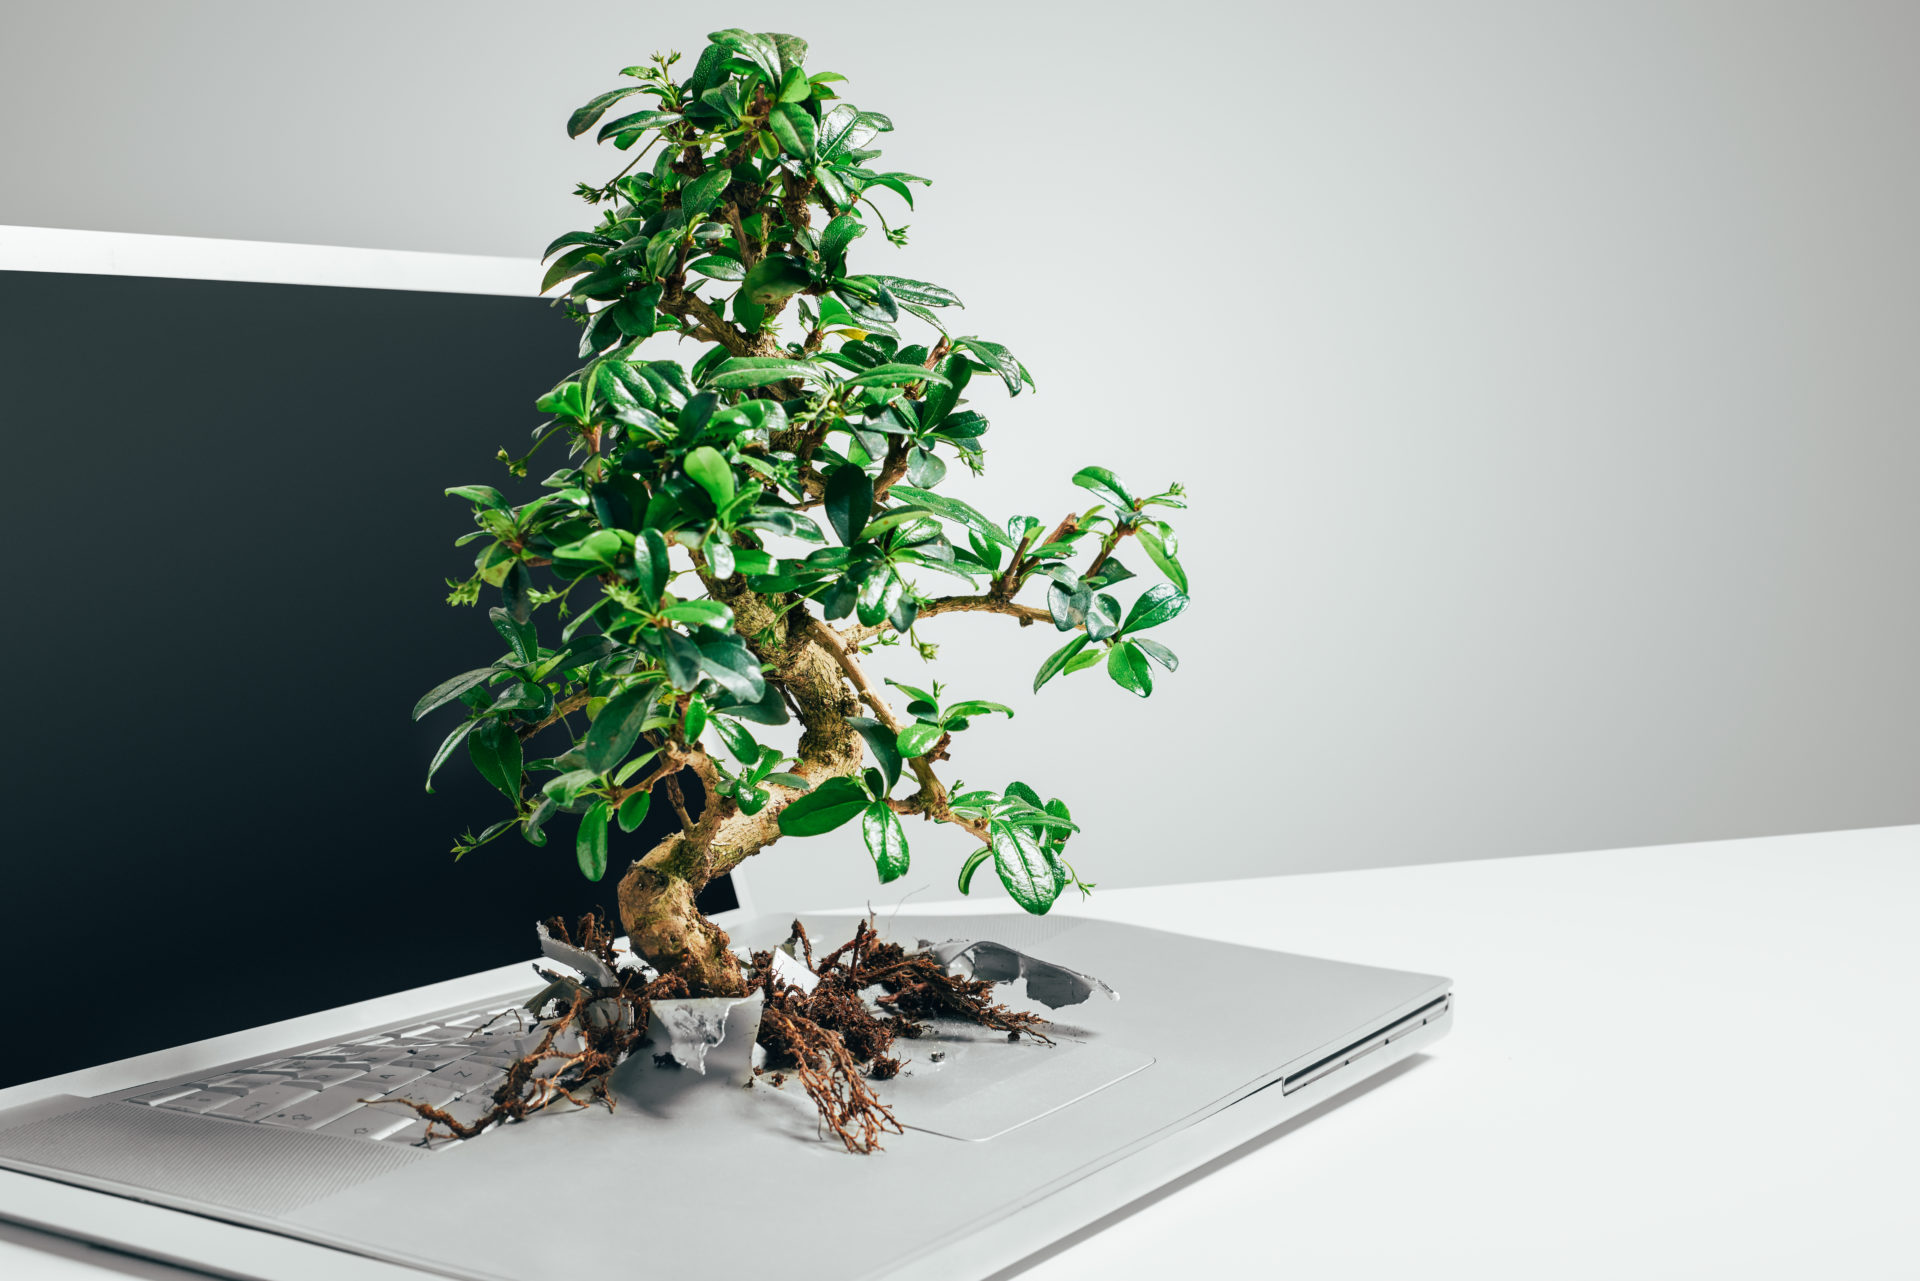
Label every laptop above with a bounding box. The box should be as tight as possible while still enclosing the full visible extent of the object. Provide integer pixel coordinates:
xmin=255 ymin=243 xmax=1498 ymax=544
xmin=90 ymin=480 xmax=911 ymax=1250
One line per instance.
xmin=0 ymin=229 xmax=1453 ymax=1280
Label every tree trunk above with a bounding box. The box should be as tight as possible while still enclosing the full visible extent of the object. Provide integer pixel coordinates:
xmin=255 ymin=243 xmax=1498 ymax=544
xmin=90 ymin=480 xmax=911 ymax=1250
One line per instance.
xmin=616 ymin=589 xmax=863 ymax=993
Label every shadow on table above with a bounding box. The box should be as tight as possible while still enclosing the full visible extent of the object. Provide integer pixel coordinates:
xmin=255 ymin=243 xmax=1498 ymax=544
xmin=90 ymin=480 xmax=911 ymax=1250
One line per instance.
xmin=985 ymin=1053 xmax=1435 ymax=1281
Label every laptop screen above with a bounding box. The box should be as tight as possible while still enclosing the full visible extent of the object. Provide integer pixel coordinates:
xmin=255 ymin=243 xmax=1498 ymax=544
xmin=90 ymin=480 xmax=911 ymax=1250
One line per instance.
xmin=0 ymin=266 xmax=732 ymax=1087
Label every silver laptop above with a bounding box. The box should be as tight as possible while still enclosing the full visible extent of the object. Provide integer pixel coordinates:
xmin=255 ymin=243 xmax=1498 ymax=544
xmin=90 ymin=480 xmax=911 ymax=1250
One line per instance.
xmin=0 ymin=234 xmax=1452 ymax=1279
xmin=0 ymin=901 xmax=1450 ymax=1281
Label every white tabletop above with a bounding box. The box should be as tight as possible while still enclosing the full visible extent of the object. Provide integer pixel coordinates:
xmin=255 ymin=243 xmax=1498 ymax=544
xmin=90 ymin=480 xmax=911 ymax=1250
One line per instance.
xmin=3 ymin=824 xmax=1914 ymax=1280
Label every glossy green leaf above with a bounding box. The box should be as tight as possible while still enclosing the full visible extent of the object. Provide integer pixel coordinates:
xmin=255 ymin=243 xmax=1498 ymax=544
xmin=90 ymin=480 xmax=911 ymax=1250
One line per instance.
xmin=660 ymin=599 xmax=733 ymax=629
xmin=889 ymin=485 xmax=1013 ymax=547
xmin=568 ymin=86 xmax=645 ymax=138
xmin=413 ymin=668 xmax=496 ymax=721
xmin=846 ymin=716 xmax=902 ymax=791
xmin=824 ymin=462 xmax=873 ymax=545
xmin=842 ymin=363 xmax=950 ymax=389
xmin=1071 ymin=465 xmax=1135 ymax=510
xmin=777 ymin=775 xmax=870 ymax=836
xmin=862 ymin=802 xmax=910 ymax=883
xmin=1120 ymin=583 xmax=1189 ymax=634
xmin=1107 ymin=640 xmax=1154 ymax=697
xmin=991 ymin=820 xmax=1060 ymax=914
xmin=584 ymin=684 xmax=653 ymax=773
xmin=942 ymin=699 xmax=1014 ymax=723
xmin=957 ymin=846 xmax=992 ymax=895
xmin=708 ymin=356 xmax=824 ymax=389
xmin=576 ymin=801 xmax=610 ymax=881
xmin=1132 ymin=637 xmax=1179 ymax=672
xmin=616 ymin=789 xmax=653 ymax=834
xmin=683 ymin=446 xmax=736 ymax=510
xmin=424 ymin=720 xmax=477 ymax=792
xmin=895 ymin=720 xmax=944 ymax=758
xmin=769 ymin=102 xmax=816 ymax=159
xmin=468 ymin=719 xmax=522 ymax=801
xmin=1033 ymin=634 xmax=1091 ymax=692
xmin=1137 ymin=526 xmax=1188 ymax=593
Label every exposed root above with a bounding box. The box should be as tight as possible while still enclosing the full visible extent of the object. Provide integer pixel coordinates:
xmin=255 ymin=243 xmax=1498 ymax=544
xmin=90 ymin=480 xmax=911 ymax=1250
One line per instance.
xmin=380 ymin=914 xmax=1050 ymax=1154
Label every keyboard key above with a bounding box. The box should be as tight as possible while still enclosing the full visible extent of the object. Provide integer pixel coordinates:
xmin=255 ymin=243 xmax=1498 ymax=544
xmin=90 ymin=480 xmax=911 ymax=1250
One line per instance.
xmin=158 ymin=1090 xmax=253 ymax=1114
xmin=201 ymin=1072 xmax=296 ymax=1092
xmin=127 ymin=1085 xmax=203 ymax=1106
xmin=357 ymin=1063 xmax=430 ymax=1091
xmin=378 ymin=1117 xmax=459 ymax=1147
xmin=208 ymin=1083 xmax=317 ymax=1122
xmin=315 ymin=1109 xmax=415 ymax=1141
xmin=429 ymin=1062 xmax=505 ymax=1096
xmin=260 ymin=1085 xmax=379 ymax=1129
xmin=395 ymin=1046 xmax=475 ymax=1069
xmin=283 ymin=1065 xmax=366 ymax=1088
xmin=380 ymin=1084 xmax=459 ymax=1110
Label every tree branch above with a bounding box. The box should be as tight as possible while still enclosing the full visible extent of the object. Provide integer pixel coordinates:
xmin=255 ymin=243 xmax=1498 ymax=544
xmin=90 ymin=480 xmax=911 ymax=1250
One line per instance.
xmin=837 ymin=594 xmax=1051 ymax=646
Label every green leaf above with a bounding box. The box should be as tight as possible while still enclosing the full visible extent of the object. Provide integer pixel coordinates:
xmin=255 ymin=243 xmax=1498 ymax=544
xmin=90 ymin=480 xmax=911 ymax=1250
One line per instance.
xmin=942 ymin=699 xmax=1014 ymax=723
xmin=739 ymin=255 xmax=814 ymax=308
xmin=660 ymin=599 xmax=733 ymax=629
xmin=861 ymin=803 xmax=910 ymax=883
xmin=1085 ymin=593 xmax=1123 ymax=641
xmin=1033 ymin=634 xmax=1091 ymax=692
xmin=594 ymin=107 xmax=682 ymax=143
xmin=714 ymin=717 xmax=760 ymax=763
xmin=424 ymin=720 xmax=477 ymax=792
xmin=889 ymin=485 xmax=1013 ymax=547
xmin=568 ymin=86 xmax=645 ymax=138
xmin=1137 ymin=526 xmax=1187 ymax=593
xmin=445 ymin=484 xmax=508 ymax=511
xmin=680 ymin=167 xmax=731 ymax=218
xmin=777 ymin=775 xmax=870 ymax=836
xmin=634 ymin=529 xmax=670 ymax=605
xmin=917 ymin=355 xmax=972 ymax=429
xmin=842 ymin=363 xmax=951 ymax=389
xmin=895 ymin=721 xmax=944 ymax=758
xmin=1132 ymin=637 xmax=1179 ymax=672
xmin=1107 ymin=640 xmax=1154 ymax=697
xmin=576 ymin=800 xmax=610 ymax=882
xmin=684 ymin=446 xmax=736 ymax=510
xmin=689 ymin=254 xmax=746 ymax=281
xmin=694 ymin=632 xmax=766 ymax=703
xmin=769 ymin=102 xmax=816 ymax=160
xmin=824 ymin=463 xmax=873 ymax=546
xmin=490 ymin=607 xmax=536 ymax=664
xmin=864 ymin=275 xmax=964 ymax=308
xmin=708 ymin=355 xmax=825 ymax=389
xmin=584 ymin=685 xmax=653 ymax=774
xmin=468 ymin=719 xmax=522 ymax=801
xmin=991 ymin=820 xmax=1060 ymax=914
xmin=846 ymin=716 xmax=902 ymax=792
xmin=1120 ymin=583 xmax=1189 ymax=635
xmin=617 ymin=789 xmax=653 ymax=834
xmin=953 ymin=336 xmax=1026 ymax=396
xmin=957 ymin=846 xmax=992 ymax=895
xmin=1063 ymin=647 xmax=1104 ymax=676
xmin=413 ymin=668 xmax=496 ymax=721
xmin=1071 ymin=466 xmax=1135 ymax=510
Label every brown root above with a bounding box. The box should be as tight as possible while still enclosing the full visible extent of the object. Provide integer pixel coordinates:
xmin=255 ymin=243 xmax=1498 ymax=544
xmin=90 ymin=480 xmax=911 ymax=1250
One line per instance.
xmin=380 ymin=914 xmax=1049 ymax=1154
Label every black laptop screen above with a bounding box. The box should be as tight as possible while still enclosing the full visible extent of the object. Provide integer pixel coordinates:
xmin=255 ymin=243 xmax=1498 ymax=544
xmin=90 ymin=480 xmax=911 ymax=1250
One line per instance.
xmin=0 ymin=269 xmax=730 ymax=1087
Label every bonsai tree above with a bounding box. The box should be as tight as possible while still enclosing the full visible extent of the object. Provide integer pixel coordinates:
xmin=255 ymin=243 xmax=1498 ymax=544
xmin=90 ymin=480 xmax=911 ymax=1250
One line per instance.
xmin=417 ymin=28 xmax=1191 ymax=1001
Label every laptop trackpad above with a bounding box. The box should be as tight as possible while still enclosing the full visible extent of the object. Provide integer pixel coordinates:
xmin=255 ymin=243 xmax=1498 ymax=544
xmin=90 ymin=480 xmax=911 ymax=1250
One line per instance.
xmin=875 ymin=1021 xmax=1153 ymax=1142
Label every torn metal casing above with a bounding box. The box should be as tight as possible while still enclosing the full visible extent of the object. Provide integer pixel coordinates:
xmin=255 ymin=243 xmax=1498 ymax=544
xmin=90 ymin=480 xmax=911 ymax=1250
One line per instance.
xmin=535 ymin=921 xmax=619 ymax=988
xmin=921 ymin=939 xmax=1119 ymax=1008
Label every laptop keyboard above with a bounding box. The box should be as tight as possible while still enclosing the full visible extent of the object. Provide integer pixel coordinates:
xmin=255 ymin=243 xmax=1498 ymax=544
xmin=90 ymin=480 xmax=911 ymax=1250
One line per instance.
xmin=115 ymin=1001 xmax=542 ymax=1148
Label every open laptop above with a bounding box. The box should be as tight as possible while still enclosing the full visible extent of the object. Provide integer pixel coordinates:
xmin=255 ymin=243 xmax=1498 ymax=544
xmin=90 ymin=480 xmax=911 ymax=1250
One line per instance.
xmin=0 ymin=230 xmax=1453 ymax=1280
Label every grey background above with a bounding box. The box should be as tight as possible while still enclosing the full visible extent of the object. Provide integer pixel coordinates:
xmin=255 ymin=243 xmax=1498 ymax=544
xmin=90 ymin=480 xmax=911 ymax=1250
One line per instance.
xmin=5 ymin=1 xmax=1916 ymax=909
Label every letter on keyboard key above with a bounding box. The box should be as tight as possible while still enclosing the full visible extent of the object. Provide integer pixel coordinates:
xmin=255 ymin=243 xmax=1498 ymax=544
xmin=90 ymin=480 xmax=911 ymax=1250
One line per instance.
xmin=208 ymin=1083 xmax=318 ymax=1122
xmin=259 ymin=1085 xmax=379 ymax=1129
